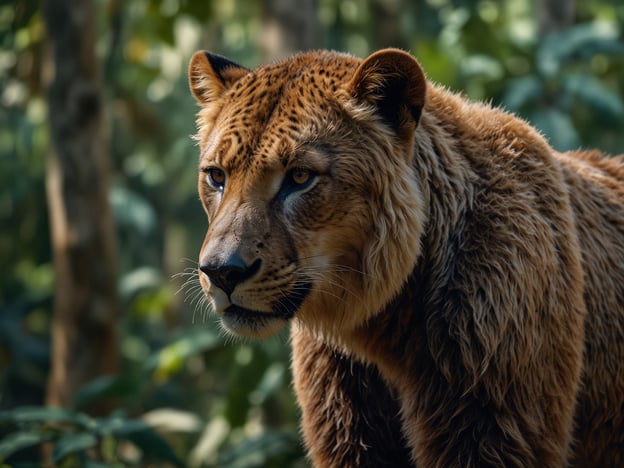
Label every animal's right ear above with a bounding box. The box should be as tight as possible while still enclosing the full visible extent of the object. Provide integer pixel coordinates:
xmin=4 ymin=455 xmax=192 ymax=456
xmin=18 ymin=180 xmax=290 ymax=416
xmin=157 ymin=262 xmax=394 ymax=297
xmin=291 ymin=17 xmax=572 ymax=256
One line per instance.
xmin=348 ymin=49 xmax=426 ymax=134
xmin=188 ymin=51 xmax=249 ymax=105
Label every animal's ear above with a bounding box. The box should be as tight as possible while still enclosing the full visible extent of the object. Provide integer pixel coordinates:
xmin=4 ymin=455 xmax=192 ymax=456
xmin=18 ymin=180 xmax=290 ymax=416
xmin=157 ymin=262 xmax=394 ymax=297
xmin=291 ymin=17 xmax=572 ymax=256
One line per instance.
xmin=348 ymin=49 xmax=426 ymax=132
xmin=188 ymin=51 xmax=249 ymax=105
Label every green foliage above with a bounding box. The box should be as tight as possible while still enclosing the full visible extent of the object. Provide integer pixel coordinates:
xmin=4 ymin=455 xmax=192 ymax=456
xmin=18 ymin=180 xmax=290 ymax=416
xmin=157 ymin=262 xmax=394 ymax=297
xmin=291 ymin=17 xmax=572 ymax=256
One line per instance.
xmin=0 ymin=406 xmax=184 ymax=466
xmin=1 ymin=0 xmax=623 ymax=466
xmin=0 ymin=328 xmax=301 ymax=466
xmin=502 ymin=22 xmax=624 ymax=150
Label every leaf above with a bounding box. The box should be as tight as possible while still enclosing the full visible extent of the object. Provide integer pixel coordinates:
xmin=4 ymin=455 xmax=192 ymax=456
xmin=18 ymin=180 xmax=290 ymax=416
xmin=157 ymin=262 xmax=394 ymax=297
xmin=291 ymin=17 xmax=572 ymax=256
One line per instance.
xmin=106 ymin=418 xmax=184 ymax=467
xmin=561 ymin=73 xmax=624 ymax=118
xmin=73 ymin=330 xmax=223 ymax=409
xmin=51 ymin=432 xmax=98 ymax=462
xmin=108 ymin=185 xmax=157 ymax=235
xmin=460 ymin=54 xmax=504 ymax=80
xmin=129 ymin=287 xmax=173 ymax=319
xmin=530 ymin=109 xmax=580 ymax=152
xmin=119 ymin=266 xmax=164 ymax=300
xmin=502 ymin=75 xmax=544 ymax=111
xmin=537 ymin=23 xmax=624 ymax=77
xmin=0 ymin=406 xmax=92 ymax=428
xmin=218 ymin=430 xmax=301 ymax=468
xmin=250 ymin=363 xmax=286 ymax=405
xmin=141 ymin=408 xmax=202 ymax=433
xmin=72 ymin=374 xmax=147 ymax=411
xmin=143 ymin=328 xmax=222 ymax=378
xmin=0 ymin=430 xmax=53 ymax=460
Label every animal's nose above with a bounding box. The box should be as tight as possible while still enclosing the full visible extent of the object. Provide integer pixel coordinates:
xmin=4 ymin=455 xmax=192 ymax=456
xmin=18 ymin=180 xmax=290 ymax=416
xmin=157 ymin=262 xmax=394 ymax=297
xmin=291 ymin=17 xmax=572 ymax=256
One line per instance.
xmin=199 ymin=252 xmax=261 ymax=296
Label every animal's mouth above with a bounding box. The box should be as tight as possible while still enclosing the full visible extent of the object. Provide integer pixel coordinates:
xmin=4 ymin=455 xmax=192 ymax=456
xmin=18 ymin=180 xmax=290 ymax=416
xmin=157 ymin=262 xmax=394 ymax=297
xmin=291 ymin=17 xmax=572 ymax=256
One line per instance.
xmin=223 ymin=304 xmax=294 ymax=321
xmin=219 ymin=281 xmax=312 ymax=338
xmin=220 ymin=306 xmax=291 ymax=338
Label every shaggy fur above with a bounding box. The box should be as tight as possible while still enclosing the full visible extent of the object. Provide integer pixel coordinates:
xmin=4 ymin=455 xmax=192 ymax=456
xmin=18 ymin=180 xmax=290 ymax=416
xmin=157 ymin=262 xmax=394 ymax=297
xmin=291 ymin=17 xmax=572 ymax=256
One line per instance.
xmin=189 ymin=48 xmax=624 ymax=467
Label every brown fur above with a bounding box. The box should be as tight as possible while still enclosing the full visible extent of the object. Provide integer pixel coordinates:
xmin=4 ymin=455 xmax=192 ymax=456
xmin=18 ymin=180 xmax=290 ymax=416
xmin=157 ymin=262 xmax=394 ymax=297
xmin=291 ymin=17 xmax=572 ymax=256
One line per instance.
xmin=189 ymin=49 xmax=624 ymax=467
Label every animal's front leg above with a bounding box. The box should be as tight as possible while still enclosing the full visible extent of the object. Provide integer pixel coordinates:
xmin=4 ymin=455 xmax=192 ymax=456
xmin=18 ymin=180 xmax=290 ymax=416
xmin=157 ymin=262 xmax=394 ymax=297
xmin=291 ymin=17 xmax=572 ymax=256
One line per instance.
xmin=290 ymin=325 xmax=413 ymax=467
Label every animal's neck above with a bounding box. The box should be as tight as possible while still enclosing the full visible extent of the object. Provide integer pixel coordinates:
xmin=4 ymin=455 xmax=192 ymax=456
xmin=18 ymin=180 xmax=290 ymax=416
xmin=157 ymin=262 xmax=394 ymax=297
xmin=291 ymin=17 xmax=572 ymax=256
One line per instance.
xmin=412 ymin=89 xmax=477 ymax=286
xmin=343 ymin=87 xmax=483 ymax=377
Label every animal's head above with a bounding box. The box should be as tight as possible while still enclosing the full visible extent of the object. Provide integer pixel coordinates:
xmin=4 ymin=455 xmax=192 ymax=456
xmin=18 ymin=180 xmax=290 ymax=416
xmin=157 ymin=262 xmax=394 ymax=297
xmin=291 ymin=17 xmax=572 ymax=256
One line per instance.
xmin=189 ymin=48 xmax=427 ymax=339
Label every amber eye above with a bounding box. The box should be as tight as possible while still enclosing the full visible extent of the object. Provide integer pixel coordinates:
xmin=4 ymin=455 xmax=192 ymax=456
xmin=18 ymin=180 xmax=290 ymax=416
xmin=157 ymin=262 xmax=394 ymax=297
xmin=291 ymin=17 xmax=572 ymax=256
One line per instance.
xmin=279 ymin=167 xmax=317 ymax=198
xmin=205 ymin=167 xmax=226 ymax=189
xmin=291 ymin=168 xmax=311 ymax=185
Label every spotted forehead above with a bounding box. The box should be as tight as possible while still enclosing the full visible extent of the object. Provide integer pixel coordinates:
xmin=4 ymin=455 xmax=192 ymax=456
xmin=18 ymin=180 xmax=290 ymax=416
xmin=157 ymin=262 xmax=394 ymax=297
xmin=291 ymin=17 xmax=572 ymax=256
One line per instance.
xmin=203 ymin=52 xmax=360 ymax=173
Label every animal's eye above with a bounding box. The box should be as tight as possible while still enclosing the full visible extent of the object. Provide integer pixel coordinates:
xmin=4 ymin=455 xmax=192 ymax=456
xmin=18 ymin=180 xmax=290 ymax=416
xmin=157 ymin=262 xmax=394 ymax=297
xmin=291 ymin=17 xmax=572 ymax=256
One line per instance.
xmin=291 ymin=168 xmax=312 ymax=186
xmin=287 ymin=168 xmax=316 ymax=189
xmin=205 ymin=167 xmax=226 ymax=189
xmin=278 ymin=167 xmax=318 ymax=199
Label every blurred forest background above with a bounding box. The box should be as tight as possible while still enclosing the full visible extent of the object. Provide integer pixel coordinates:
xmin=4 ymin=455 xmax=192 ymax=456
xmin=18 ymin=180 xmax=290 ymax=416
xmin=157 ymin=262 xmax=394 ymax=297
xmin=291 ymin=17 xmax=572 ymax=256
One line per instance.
xmin=1 ymin=0 xmax=623 ymax=466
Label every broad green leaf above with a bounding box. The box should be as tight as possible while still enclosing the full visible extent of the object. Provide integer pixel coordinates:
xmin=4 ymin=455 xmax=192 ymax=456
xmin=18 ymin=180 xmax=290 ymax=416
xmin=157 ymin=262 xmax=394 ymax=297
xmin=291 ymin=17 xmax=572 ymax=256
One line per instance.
xmin=108 ymin=419 xmax=184 ymax=467
xmin=250 ymin=363 xmax=286 ymax=405
xmin=537 ymin=23 xmax=624 ymax=77
xmin=96 ymin=416 xmax=146 ymax=436
xmin=461 ymin=54 xmax=504 ymax=80
xmin=141 ymin=408 xmax=202 ymax=433
xmin=0 ymin=406 xmax=92 ymax=428
xmin=51 ymin=432 xmax=98 ymax=462
xmin=0 ymin=430 xmax=53 ymax=460
xmin=531 ymin=109 xmax=580 ymax=151
xmin=562 ymin=73 xmax=624 ymax=118
xmin=143 ymin=328 xmax=222 ymax=378
xmin=502 ymin=76 xmax=544 ymax=111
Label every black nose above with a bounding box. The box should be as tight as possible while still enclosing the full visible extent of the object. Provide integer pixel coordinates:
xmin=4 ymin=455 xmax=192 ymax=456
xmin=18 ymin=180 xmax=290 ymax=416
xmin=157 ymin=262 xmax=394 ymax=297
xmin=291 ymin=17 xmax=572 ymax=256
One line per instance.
xmin=199 ymin=253 xmax=261 ymax=296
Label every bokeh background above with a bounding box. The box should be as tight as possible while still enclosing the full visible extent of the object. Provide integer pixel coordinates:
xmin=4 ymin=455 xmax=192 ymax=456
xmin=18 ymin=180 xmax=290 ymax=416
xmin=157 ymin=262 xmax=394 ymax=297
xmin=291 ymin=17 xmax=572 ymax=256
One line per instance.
xmin=1 ymin=0 xmax=623 ymax=466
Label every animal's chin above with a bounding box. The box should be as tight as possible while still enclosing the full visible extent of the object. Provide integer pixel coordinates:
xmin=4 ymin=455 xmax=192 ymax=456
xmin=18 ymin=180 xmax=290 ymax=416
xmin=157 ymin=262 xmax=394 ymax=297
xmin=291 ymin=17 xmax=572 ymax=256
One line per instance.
xmin=220 ymin=305 xmax=291 ymax=339
xmin=212 ymin=281 xmax=312 ymax=339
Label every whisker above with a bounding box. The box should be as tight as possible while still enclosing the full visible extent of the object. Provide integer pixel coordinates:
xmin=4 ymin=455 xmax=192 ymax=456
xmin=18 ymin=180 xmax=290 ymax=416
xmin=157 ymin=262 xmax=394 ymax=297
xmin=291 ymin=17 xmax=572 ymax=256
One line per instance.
xmin=294 ymin=269 xmax=361 ymax=301
xmin=276 ymin=287 xmax=300 ymax=312
xmin=172 ymin=267 xmax=199 ymax=280
xmin=191 ymin=296 xmax=205 ymax=324
xmin=297 ymin=260 xmax=377 ymax=280
xmin=171 ymin=265 xmax=215 ymax=325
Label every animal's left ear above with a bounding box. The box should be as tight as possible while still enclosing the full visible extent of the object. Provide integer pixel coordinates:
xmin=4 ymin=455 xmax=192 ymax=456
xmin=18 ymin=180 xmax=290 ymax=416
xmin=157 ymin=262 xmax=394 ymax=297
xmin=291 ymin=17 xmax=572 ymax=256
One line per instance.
xmin=348 ymin=49 xmax=426 ymax=133
xmin=188 ymin=51 xmax=249 ymax=105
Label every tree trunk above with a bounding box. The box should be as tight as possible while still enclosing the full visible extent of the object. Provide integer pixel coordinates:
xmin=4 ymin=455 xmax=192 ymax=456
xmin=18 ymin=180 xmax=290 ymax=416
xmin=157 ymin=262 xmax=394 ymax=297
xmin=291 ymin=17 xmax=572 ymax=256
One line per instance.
xmin=42 ymin=0 xmax=119 ymax=412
